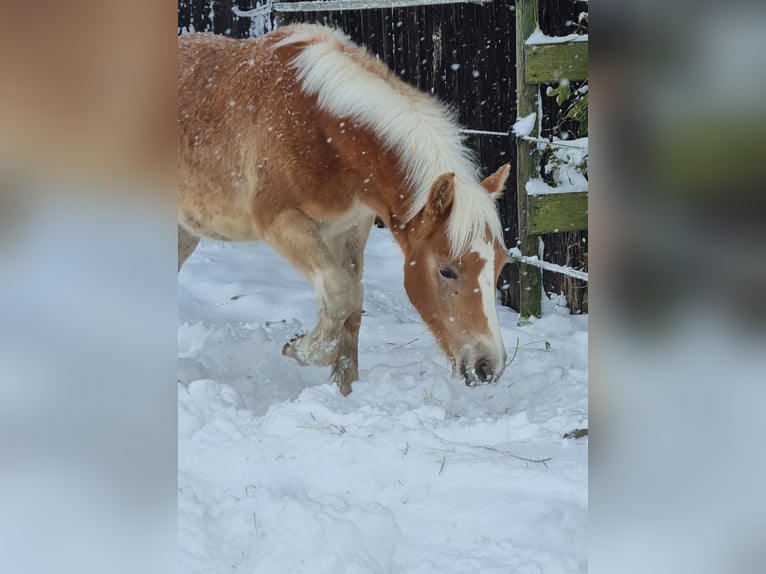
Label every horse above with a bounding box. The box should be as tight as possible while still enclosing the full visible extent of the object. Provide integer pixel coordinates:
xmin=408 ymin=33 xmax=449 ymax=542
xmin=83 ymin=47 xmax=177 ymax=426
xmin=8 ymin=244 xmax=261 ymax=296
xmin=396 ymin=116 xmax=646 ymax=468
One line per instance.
xmin=178 ymin=24 xmax=511 ymax=396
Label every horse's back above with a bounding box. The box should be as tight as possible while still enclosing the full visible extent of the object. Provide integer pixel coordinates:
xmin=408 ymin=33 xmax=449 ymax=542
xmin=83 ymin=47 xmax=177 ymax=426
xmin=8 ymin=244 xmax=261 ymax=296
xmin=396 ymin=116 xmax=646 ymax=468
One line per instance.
xmin=177 ymin=33 xmax=277 ymax=241
xmin=177 ymin=26 xmax=372 ymax=242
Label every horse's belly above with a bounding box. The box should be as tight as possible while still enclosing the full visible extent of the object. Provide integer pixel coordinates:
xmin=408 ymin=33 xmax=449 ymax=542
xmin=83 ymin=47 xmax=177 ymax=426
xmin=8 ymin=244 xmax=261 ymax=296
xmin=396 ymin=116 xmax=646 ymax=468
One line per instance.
xmin=178 ymin=183 xmax=262 ymax=242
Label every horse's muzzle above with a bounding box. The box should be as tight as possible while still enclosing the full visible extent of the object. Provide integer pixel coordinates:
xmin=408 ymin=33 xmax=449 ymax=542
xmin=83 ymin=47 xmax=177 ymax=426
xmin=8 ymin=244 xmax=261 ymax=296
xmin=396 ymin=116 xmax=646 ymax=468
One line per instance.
xmin=459 ymin=356 xmax=503 ymax=386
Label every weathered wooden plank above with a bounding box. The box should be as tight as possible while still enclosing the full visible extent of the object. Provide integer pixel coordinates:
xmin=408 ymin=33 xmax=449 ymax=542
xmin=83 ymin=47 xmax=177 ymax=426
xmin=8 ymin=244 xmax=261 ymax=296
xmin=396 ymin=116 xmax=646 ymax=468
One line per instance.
xmin=515 ymin=0 xmax=542 ymax=321
xmin=527 ymin=192 xmax=588 ymax=234
xmin=524 ymin=41 xmax=588 ymax=84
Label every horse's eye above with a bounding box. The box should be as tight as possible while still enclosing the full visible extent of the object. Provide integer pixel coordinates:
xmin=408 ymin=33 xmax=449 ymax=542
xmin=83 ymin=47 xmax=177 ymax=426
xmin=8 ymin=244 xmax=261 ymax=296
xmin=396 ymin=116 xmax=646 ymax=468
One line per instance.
xmin=439 ymin=267 xmax=458 ymax=280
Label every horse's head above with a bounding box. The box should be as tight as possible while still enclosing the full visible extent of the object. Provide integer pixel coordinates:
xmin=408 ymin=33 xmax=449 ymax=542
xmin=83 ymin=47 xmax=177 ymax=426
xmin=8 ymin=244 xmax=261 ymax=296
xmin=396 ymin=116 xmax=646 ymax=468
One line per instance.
xmin=402 ymin=164 xmax=510 ymax=385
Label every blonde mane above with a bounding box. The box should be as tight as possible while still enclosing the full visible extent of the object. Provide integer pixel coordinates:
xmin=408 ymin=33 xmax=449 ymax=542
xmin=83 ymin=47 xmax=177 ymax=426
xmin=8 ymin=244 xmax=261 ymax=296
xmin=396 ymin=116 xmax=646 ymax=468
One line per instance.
xmin=275 ymin=25 xmax=505 ymax=256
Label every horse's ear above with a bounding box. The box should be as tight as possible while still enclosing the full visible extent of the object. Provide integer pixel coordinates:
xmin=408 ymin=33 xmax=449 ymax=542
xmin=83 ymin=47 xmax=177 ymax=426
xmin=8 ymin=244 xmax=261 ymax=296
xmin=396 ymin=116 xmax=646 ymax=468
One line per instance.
xmin=481 ymin=163 xmax=511 ymax=201
xmin=426 ymin=172 xmax=456 ymax=220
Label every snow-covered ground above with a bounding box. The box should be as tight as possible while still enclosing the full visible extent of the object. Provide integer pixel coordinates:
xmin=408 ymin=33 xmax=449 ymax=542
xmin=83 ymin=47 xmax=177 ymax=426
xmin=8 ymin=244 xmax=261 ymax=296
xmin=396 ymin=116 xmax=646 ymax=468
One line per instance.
xmin=178 ymin=228 xmax=588 ymax=573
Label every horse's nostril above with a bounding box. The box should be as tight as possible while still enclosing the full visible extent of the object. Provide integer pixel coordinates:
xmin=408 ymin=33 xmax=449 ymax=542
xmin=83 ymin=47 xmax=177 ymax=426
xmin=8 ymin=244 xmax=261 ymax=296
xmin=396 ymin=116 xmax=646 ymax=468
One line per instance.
xmin=475 ymin=358 xmax=492 ymax=382
xmin=460 ymin=357 xmax=494 ymax=385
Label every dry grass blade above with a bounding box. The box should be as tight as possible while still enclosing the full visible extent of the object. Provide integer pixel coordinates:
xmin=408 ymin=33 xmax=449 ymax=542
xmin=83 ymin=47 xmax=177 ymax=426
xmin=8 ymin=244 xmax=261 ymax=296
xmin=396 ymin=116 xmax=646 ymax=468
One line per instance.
xmin=505 ymin=338 xmax=551 ymax=368
xmin=479 ymin=445 xmax=552 ymax=465
xmin=297 ymin=423 xmax=347 ymax=435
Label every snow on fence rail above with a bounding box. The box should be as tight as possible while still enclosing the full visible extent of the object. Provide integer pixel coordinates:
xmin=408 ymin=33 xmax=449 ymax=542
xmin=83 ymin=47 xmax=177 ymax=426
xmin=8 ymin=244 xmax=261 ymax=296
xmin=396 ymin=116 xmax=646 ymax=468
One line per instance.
xmin=459 ymin=127 xmax=589 ymax=150
xmin=508 ymin=250 xmax=588 ymax=282
xmin=234 ymin=0 xmax=487 ymax=17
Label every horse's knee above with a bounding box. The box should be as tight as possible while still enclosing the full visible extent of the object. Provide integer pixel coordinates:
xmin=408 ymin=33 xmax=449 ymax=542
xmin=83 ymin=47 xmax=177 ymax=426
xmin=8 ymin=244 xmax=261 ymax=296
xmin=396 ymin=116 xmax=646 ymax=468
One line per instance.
xmin=318 ymin=271 xmax=360 ymax=321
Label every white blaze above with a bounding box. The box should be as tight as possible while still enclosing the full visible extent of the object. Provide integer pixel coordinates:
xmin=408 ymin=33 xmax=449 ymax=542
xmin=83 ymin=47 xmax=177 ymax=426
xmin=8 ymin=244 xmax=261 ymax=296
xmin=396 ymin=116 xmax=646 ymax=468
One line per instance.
xmin=472 ymin=237 xmax=505 ymax=371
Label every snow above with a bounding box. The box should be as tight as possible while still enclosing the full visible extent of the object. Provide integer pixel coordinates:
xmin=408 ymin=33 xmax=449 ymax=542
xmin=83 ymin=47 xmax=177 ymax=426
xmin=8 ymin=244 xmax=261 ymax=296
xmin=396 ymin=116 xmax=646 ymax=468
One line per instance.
xmin=512 ymin=112 xmax=537 ymax=138
xmin=526 ymin=176 xmax=585 ymax=196
xmin=526 ymin=137 xmax=589 ymax=196
xmin=178 ymin=228 xmax=588 ymax=573
xmin=525 ymin=27 xmax=588 ymax=46
xmin=507 ymin=254 xmax=589 ymax=283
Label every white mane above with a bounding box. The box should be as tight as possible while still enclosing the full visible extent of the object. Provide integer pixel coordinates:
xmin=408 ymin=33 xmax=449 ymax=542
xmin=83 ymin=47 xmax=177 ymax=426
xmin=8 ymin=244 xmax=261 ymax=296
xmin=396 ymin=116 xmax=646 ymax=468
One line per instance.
xmin=275 ymin=25 xmax=505 ymax=257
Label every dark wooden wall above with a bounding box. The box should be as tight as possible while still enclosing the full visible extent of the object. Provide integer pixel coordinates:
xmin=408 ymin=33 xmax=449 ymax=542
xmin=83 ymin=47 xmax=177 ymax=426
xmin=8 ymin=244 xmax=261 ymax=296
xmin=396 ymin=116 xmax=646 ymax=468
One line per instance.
xmin=178 ymin=0 xmax=588 ymax=314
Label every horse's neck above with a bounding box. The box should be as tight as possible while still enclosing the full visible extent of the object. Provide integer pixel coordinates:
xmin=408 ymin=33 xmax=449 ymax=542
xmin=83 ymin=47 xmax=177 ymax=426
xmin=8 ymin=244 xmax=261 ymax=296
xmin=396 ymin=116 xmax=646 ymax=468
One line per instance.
xmin=364 ymin=171 xmax=422 ymax=251
xmin=320 ymin=118 xmax=416 ymax=233
xmin=307 ymin=110 xmax=429 ymax=257
xmin=364 ymin=162 xmax=425 ymax=255
xmin=364 ymin=178 xmax=410 ymax=225
xmin=356 ymin=166 xmax=421 ymax=253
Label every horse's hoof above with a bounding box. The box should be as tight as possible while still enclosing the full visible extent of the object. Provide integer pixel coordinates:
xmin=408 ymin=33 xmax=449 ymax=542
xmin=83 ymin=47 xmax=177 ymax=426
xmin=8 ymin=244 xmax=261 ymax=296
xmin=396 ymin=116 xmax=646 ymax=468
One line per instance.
xmin=282 ymin=334 xmax=309 ymax=365
xmin=333 ymin=356 xmax=357 ymax=397
xmin=284 ymin=333 xmax=340 ymax=366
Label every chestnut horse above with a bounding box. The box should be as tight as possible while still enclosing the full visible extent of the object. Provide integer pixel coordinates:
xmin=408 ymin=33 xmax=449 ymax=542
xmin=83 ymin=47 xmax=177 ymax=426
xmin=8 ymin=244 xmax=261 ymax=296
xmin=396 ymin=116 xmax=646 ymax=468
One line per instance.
xmin=178 ymin=25 xmax=510 ymax=395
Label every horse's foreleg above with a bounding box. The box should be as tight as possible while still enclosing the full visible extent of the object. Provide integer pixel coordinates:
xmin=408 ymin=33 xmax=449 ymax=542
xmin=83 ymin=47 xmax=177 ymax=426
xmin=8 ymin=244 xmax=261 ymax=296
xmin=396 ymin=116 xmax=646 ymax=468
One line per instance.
xmin=265 ymin=209 xmax=357 ymax=386
xmin=327 ymin=217 xmax=374 ymax=395
xmin=332 ymin=310 xmax=362 ymax=395
xmin=178 ymin=224 xmax=201 ymax=272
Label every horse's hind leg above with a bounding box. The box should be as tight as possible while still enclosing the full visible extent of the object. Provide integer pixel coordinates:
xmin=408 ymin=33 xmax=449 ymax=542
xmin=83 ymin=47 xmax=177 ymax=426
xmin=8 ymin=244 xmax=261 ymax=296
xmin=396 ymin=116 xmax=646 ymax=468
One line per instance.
xmin=178 ymin=224 xmax=200 ymax=272
xmin=265 ymin=209 xmax=358 ymax=389
xmin=327 ymin=217 xmax=375 ymax=395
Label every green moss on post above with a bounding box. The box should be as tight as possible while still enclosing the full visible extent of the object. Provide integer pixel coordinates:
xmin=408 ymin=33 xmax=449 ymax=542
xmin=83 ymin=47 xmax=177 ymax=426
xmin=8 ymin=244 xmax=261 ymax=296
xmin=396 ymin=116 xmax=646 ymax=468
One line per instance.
xmin=524 ymin=41 xmax=588 ymax=84
xmin=527 ymin=192 xmax=588 ymax=234
xmin=516 ymin=0 xmax=542 ymax=323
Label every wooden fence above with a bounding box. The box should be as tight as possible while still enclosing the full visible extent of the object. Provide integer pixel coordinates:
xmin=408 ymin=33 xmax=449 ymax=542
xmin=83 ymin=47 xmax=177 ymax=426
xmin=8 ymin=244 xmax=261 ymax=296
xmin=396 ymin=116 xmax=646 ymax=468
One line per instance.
xmin=513 ymin=0 xmax=587 ymax=320
xmin=177 ymin=0 xmax=588 ymax=316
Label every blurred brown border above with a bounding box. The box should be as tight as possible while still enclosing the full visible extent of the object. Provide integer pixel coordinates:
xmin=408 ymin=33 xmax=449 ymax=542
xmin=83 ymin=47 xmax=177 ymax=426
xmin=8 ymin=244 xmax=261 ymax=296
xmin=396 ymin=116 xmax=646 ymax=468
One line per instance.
xmin=0 ymin=0 xmax=176 ymax=191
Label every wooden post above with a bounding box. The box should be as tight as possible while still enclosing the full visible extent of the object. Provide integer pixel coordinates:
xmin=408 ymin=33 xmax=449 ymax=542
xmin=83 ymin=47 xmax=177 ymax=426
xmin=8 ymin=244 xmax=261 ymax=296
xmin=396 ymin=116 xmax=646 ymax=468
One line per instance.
xmin=515 ymin=0 xmax=542 ymax=322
